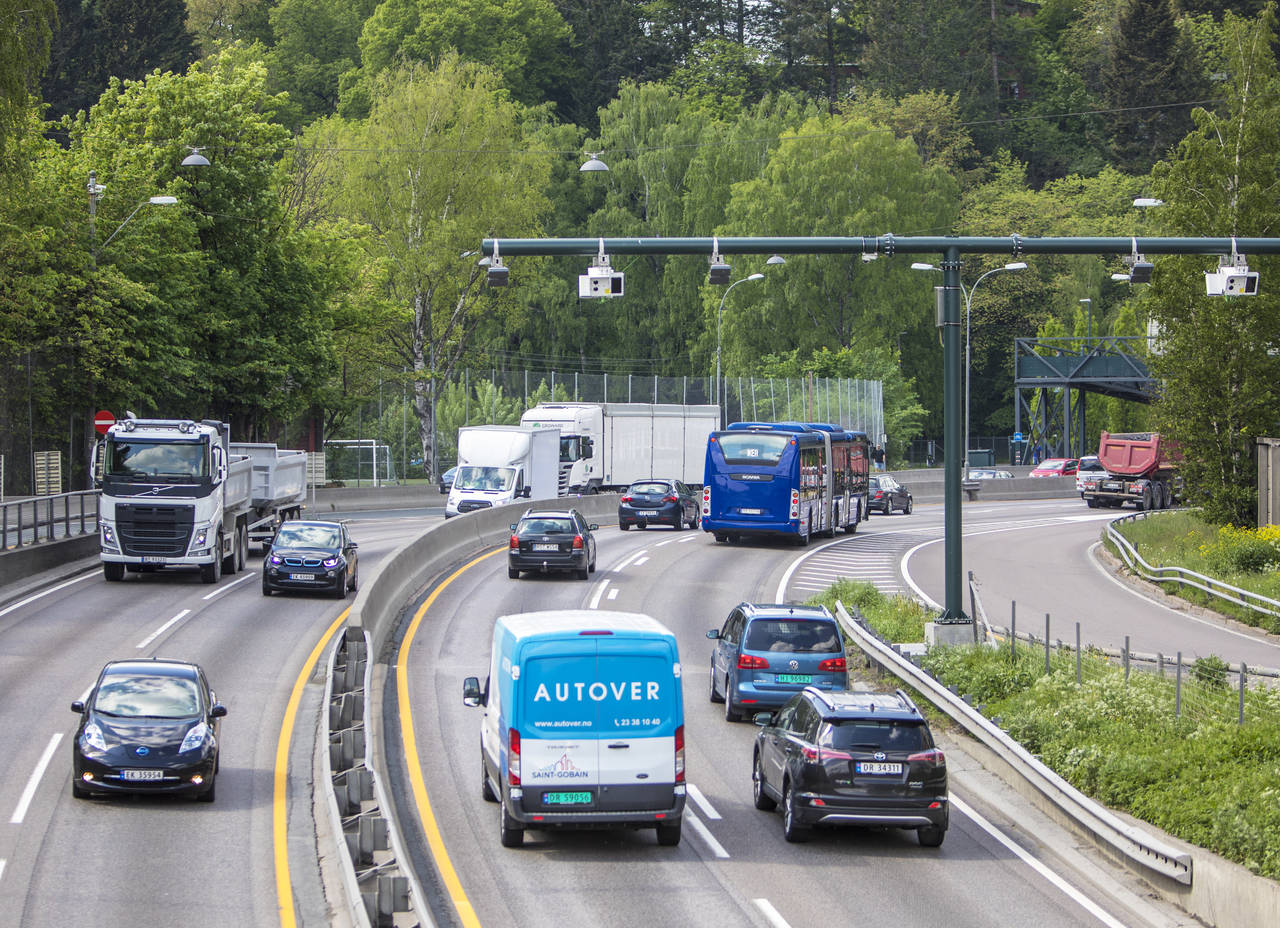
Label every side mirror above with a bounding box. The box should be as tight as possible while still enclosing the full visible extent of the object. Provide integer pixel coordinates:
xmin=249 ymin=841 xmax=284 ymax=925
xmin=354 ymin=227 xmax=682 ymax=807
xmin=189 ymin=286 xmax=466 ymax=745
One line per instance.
xmin=520 ymin=487 xmax=531 ymax=498
xmin=706 ymin=629 xmax=720 ymax=640
xmin=510 ymin=524 xmax=518 ymax=531
xmin=71 ymin=700 xmax=85 ymax=714
xmin=462 ymin=676 xmax=482 ymax=707
xmin=209 ymin=704 xmax=227 ymax=719
xmin=348 ymin=541 xmax=358 ymax=550
xmin=753 ymin=711 xmax=776 ymax=727
xmin=91 ymin=442 xmax=104 ymax=488
xmin=588 ymin=524 xmax=599 ymax=531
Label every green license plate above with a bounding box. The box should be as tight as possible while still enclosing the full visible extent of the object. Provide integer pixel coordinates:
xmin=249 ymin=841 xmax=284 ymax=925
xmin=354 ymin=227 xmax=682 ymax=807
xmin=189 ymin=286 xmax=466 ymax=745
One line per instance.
xmin=776 ymin=673 xmax=812 ymax=684
xmin=544 ymin=791 xmax=592 ymax=805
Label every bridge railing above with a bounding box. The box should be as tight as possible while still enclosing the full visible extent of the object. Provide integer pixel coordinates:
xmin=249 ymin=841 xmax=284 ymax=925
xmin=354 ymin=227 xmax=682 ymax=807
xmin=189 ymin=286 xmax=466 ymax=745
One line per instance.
xmin=1 ymin=491 xmax=99 ymax=550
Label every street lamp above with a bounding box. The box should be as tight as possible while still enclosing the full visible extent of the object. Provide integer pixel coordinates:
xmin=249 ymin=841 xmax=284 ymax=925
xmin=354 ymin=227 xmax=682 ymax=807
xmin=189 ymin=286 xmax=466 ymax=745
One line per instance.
xmin=1078 ymin=297 xmax=1092 ymax=340
xmin=716 ymin=273 xmax=764 ymax=423
xmin=912 ymin=260 xmax=1027 ymax=477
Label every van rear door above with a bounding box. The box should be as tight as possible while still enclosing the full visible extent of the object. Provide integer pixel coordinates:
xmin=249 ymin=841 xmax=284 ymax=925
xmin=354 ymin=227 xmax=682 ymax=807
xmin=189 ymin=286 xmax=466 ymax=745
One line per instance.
xmin=519 ymin=640 xmax=601 ymax=808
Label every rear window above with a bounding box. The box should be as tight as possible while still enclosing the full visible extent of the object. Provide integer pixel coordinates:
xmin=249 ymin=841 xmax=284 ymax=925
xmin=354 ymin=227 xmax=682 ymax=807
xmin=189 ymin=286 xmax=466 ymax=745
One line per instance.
xmin=628 ymin=482 xmax=671 ymax=495
xmin=744 ymin=620 xmax=841 ymax=653
xmin=715 ymin=433 xmax=790 ymax=466
xmin=822 ymin=720 xmax=926 ymax=752
xmin=518 ymin=518 xmax=575 ymax=535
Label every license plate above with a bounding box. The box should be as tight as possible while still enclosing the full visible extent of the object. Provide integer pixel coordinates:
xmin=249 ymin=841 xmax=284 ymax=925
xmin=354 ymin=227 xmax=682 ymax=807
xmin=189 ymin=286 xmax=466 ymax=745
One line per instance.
xmin=290 ymin=572 xmax=316 ymax=580
xmin=855 ymin=761 xmax=902 ymax=775
xmin=122 ymin=769 xmax=164 ymax=781
xmin=141 ymin=557 xmax=166 ymax=564
xmin=532 ymin=543 xmax=559 ymax=552
xmin=543 ymin=791 xmax=592 ymax=805
xmin=776 ymin=674 xmax=811 ymax=684
xmin=739 ymin=508 xmax=764 ymax=515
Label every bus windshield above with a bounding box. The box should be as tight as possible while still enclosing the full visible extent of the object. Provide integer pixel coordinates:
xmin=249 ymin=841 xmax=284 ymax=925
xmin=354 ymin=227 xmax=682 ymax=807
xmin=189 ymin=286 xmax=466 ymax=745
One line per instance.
xmin=715 ymin=433 xmax=790 ymax=466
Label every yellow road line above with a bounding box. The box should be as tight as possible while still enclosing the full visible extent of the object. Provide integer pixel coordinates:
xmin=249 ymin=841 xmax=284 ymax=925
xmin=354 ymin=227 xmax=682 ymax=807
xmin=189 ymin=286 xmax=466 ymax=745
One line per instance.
xmin=274 ymin=606 xmax=351 ymax=928
xmin=397 ymin=547 xmax=506 ymax=928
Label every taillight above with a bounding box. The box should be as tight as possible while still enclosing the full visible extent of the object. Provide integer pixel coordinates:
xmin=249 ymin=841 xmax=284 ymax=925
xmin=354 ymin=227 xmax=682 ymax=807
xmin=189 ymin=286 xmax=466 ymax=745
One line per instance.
xmin=509 ymin=534 xmax=519 ymax=549
xmin=802 ymin=744 xmax=852 ymax=763
xmin=572 ymin=534 xmax=584 ymax=549
xmin=818 ymin=657 xmax=846 ymax=672
xmin=801 ymin=744 xmax=819 ymax=762
xmin=789 ymin=489 xmax=800 ymax=519
xmin=663 ymin=495 xmax=678 ymax=503
xmin=620 ymin=495 xmax=632 ymax=503
xmin=737 ymin=654 xmax=768 ymax=670
xmin=907 ymin=748 xmax=946 ymax=768
xmin=702 ymin=486 xmax=710 ymax=514
xmin=508 ymin=728 xmax=521 ymax=785
xmin=674 ymin=725 xmax=685 ymax=783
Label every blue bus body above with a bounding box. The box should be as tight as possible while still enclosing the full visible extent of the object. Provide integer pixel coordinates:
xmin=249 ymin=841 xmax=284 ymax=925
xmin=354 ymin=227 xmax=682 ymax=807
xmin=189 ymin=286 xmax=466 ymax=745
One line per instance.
xmin=700 ymin=422 xmax=870 ymax=544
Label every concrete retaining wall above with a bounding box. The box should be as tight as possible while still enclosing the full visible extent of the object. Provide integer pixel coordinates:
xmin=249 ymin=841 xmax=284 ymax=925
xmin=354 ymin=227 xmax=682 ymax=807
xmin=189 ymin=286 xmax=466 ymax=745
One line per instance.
xmin=0 ymin=535 xmax=99 ymax=588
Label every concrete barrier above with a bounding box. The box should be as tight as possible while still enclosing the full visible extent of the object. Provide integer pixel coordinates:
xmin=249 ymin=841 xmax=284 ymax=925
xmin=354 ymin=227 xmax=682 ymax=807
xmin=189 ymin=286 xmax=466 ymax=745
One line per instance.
xmin=0 ymin=535 xmax=99 ymax=588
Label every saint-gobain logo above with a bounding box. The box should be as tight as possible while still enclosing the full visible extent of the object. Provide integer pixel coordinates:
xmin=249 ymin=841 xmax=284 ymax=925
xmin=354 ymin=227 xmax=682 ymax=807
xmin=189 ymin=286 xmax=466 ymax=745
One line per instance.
xmin=529 ymin=752 xmax=590 ymax=780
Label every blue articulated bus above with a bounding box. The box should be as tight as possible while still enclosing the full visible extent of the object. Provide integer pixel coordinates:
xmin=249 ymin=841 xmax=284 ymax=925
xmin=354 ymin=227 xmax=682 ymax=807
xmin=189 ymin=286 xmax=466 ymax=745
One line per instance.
xmin=700 ymin=422 xmax=871 ymax=545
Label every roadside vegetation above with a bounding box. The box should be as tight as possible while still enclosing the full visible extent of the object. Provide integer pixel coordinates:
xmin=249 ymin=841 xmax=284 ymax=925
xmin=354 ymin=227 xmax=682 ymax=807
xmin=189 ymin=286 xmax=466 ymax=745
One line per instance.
xmin=809 ymin=577 xmax=1280 ymax=882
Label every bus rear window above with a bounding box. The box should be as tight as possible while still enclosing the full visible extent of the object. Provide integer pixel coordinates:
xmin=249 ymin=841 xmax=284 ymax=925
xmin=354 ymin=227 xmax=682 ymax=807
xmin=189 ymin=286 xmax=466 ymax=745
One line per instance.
xmin=715 ymin=433 xmax=790 ymax=466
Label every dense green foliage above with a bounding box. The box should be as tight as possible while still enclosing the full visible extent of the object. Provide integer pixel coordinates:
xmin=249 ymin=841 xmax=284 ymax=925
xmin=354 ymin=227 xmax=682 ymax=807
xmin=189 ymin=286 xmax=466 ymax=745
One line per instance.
xmin=5 ymin=0 xmax=1280 ymax=506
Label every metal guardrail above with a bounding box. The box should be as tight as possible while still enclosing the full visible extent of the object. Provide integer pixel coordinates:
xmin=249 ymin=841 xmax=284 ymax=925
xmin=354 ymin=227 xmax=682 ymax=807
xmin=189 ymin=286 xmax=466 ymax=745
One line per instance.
xmin=324 ymin=626 xmax=430 ymax=927
xmin=0 ymin=490 xmax=99 ymax=549
xmin=1105 ymin=509 xmax=1280 ymax=620
xmin=833 ymin=600 xmax=1195 ymax=885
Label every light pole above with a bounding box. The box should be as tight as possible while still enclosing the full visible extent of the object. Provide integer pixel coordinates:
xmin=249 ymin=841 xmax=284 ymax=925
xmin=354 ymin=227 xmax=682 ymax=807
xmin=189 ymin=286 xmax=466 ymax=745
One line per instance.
xmin=912 ymin=260 xmax=1027 ymax=477
xmin=716 ymin=273 xmax=763 ymax=424
xmin=1079 ymin=297 xmax=1092 ymax=339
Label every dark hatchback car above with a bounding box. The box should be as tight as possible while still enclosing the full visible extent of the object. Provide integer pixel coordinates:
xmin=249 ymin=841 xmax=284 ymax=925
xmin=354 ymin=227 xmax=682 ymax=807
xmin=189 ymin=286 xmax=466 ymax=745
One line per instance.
xmin=707 ymin=603 xmax=847 ymax=722
xmin=869 ymin=474 xmax=912 ymax=514
xmin=618 ymin=478 xmax=700 ymax=530
xmin=508 ymin=508 xmax=598 ymax=580
xmin=752 ymin=687 xmax=948 ymax=845
xmin=72 ymin=659 xmax=226 ymax=801
xmin=438 ymin=466 xmax=457 ymax=494
xmin=262 ymin=520 xmax=358 ymax=597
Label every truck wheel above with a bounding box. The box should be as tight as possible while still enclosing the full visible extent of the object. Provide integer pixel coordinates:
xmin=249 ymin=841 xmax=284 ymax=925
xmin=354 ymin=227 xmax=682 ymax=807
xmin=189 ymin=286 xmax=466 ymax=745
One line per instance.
xmin=222 ymin=529 xmax=237 ymax=575
xmin=655 ymin=819 xmax=682 ymax=846
xmin=1139 ymin=486 xmax=1153 ymax=511
xmin=236 ymin=526 xmax=247 ymax=572
xmin=201 ymin=534 xmax=223 ymax=584
xmin=103 ymin=562 xmax=125 ymax=582
xmin=1085 ymin=497 xmax=1099 ymax=508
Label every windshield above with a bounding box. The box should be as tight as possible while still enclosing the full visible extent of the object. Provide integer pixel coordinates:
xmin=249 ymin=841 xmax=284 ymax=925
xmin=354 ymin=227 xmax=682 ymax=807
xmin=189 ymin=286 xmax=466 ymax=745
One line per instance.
xmin=559 ymin=436 xmax=581 ymax=462
xmin=275 ymin=524 xmax=340 ymax=548
xmin=106 ymin=439 xmax=206 ymax=479
xmin=95 ymin=674 xmax=201 ymax=719
xmin=715 ymin=433 xmax=790 ymax=466
xmin=456 ymin=465 xmax=516 ymax=491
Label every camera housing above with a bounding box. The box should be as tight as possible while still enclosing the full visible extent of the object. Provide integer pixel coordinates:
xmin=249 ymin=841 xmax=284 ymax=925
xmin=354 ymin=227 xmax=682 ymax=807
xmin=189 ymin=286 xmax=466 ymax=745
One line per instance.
xmin=1205 ymin=254 xmax=1259 ymax=296
xmin=578 ymin=264 xmax=624 ymax=298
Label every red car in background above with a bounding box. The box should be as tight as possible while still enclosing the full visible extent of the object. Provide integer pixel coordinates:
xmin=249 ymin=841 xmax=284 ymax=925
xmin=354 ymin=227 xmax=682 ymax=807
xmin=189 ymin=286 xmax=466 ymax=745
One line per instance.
xmin=1029 ymin=458 xmax=1080 ymax=477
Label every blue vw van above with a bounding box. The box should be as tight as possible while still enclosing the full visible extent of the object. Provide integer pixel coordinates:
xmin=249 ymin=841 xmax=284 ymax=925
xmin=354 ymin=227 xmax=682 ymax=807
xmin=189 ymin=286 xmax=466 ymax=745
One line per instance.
xmin=462 ymin=610 xmax=686 ymax=847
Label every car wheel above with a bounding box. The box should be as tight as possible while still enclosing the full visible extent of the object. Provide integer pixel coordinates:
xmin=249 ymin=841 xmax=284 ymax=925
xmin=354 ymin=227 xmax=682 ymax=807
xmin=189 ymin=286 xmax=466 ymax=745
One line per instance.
xmin=714 ymin=534 xmax=726 ymax=543
xmin=333 ymin=569 xmax=349 ymax=598
xmin=589 ymin=555 xmax=596 ymax=574
xmin=103 ymin=562 xmax=125 ymax=582
xmin=349 ymin=568 xmax=358 ymax=593
xmin=753 ymin=752 xmax=777 ymax=811
xmin=690 ymin=512 xmax=700 ymax=529
xmin=904 ymin=497 xmax=913 ymax=515
xmin=196 ymin=777 xmax=216 ymax=803
xmin=782 ymin=780 xmax=809 ymax=843
xmin=576 ymin=562 xmax=589 ymax=580
xmin=620 ymin=522 xmax=630 ymax=531
xmin=481 ymin=750 xmax=497 ymax=802
xmin=262 ymin=579 xmax=272 ymax=596
xmin=723 ymin=675 xmax=741 ymax=722
xmin=709 ymin=666 xmax=723 ymax=703
xmin=499 ymin=796 xmax=524 ymax=848
xmin=918 ymin=825 xmax=946 ymax=847
xmin=674 ymin=513 xmax=684 ymax=531
xmin=655 ymin=819 xmax=682 ymax=846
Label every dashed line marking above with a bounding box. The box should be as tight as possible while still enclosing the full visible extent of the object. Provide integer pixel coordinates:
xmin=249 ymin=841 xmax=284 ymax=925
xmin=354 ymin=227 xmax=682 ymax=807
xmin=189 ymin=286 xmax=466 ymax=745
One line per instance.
xmin=685 ymin=783 xmax=721 ymax=820
xmin=136 ymin=609 xmax=191 ymax=649
xmin=685 ymin=809 xmax=730 ymax=859
xmin=754 ymin=898 xmax=793 ymax=928
xmin=10 ymin=734 xmax=62 ymax=824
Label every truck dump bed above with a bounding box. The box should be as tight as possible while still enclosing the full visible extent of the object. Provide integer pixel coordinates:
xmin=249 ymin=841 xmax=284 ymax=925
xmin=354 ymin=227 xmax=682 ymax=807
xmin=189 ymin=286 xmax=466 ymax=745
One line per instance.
xmin=230 ymin=443 xmax=307 ymax=507
xmin=1098 ymin=431 xmax=1166 ymax=477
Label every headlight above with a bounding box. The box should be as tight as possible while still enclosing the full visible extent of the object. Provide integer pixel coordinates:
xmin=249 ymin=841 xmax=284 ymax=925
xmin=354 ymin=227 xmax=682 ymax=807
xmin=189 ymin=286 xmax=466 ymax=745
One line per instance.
xmin=269 ymin=553 xmax=283 ymax=565
xmin=101 ymin=523 xmax=116 ymax=546
xmin=81 ymin=722 xmax=107 ymax=753
xmin=322 ymin=556 xmax=341 ymax=569
xmin=180 ymin=722 xmax=210 ymax=754
xmin=191 ymin=525 xmax=210 ymax=548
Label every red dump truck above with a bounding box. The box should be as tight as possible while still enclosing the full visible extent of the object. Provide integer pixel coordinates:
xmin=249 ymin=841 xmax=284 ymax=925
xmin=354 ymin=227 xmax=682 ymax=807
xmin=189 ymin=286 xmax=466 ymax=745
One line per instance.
xmin=1082 ymin=431 xmax=1180 ymax=510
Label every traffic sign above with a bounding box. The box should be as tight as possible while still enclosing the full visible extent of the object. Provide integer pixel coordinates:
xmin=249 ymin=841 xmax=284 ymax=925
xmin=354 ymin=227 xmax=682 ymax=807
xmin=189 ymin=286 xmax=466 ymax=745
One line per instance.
xmin=94 ymin=410 xmax=115 ymax=435
xmin=1013 ymin=431 xmax=1023 ymax=442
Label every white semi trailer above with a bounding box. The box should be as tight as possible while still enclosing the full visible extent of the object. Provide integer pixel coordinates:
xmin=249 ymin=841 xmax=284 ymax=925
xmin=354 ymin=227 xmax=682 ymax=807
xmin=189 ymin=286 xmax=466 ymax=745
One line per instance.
xmin=519 ymin=402 xmax=719 ymax=493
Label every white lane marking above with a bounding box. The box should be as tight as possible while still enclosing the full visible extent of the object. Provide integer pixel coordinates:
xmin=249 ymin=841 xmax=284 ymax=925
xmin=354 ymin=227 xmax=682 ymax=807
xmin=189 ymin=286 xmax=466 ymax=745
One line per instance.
xmin=678 ymin=534 xmax=700 ymax=543
xmin=201 ymin=571 xmax=255 ymax=599
xmin=685 ymin=783 xmax=721 ymax=820
xmin=612 ymin=549 xmax=650 ymax=573
xmin=0 ymin=573 xmax=95 ymax=619
xmin=654 ymin=537 xmax=681 ymax=548
xmin=684 ymin=809 xmax=730 ymax=858
xmin=951 ymin=796 xmax=1128 ymax=928
xmin=753 ymin=899 xmax=792 ymax=928
xmin=588 ymin=579 xmax=611 ymax=610
xmin=135 ymin=609 xmax=192 ymax=649
xmin=0 ymin=859 xmax=5 ymax=883
xmin=10 ymin=734 xmax=63 ymax=824
xmin=607 ymin=589 xmax=619 ymax=601
xmin=633 ymin=556 xmax=649 ymax=567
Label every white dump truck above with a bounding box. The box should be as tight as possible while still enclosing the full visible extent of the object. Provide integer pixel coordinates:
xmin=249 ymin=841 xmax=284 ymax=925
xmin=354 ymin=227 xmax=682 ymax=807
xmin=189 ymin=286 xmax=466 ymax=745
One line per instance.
xmin=445 ymin=425 xmax=561 ymax=518
xmin=95 ymin=417 xmax=305 ymax=583
xmin=519 ymin=402 xmax=719 ymax=493
xmin=230 ymin=442 xmax=308 ymax=552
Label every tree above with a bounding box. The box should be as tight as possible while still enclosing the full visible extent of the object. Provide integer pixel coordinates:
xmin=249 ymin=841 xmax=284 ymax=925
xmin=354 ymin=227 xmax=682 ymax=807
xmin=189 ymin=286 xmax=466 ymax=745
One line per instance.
xmin=1147 ymin=5 xmax=1280 ymax=524
xmin=265 ymin=0 xmax=380 ymax=127
xmin=0 ymin=0 xmax=55 ymax=178
xmin=321 ymin=55 xmax=554 ymax=478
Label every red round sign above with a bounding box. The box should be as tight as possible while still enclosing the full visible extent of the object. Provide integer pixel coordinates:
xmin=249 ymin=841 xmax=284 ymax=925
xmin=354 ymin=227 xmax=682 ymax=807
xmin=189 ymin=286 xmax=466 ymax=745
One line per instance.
xmin=94 ymin=409 xmax=115 ymax=435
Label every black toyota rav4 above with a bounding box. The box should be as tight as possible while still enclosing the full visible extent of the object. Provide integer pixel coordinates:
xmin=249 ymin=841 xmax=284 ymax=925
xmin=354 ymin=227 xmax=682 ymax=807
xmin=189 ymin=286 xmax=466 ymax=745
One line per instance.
xmin=751 ymin=686 xmax=948 ymax=845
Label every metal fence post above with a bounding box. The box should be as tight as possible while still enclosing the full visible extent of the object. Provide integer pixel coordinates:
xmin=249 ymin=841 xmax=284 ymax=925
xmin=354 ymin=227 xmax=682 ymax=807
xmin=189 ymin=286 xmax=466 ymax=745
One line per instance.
xmin=1010 ymin=601 xmax=1016 ymax=663
xmin=1123 ymin=635 xmax=1130 ymax=682
xmin=1239 ymin=662 xmax=1247 ymax=724
xmin=1076 ymin=622 xmax=1081 ymax=684
xmin=1044 ymin=613 xmax=1050 ymax=674
xmin=1175 ymin=651 xmax=1182 ymax=717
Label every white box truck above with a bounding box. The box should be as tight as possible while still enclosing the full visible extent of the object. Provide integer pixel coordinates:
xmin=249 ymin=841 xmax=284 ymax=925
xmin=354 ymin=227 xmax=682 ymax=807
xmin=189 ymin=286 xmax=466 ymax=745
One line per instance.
xmin=519 ymin=402 xmax=718 ymax=493
xmin=445 ymin=425 xmax=560 ymax=518
xmin=95 ymin=417 xmax=281 ymax=584
xmin=462 ymin=610 xmax=686 ymax=847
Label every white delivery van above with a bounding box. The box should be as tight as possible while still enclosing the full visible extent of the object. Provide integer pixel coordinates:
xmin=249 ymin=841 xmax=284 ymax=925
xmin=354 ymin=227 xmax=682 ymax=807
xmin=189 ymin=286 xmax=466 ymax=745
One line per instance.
xmin=462 ymin=610 xmax=686 ymax=847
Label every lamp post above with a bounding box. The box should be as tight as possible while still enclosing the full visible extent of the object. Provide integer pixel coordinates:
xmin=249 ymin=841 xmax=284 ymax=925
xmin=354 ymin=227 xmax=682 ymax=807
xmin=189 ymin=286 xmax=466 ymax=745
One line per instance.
xmin=1079 ymin=297 xmax=1092 ymax=340
xmin=912 ymin=260 xmax=1027 ymax=477
xmin=716 ymin=273 xmax=763 ymax=425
